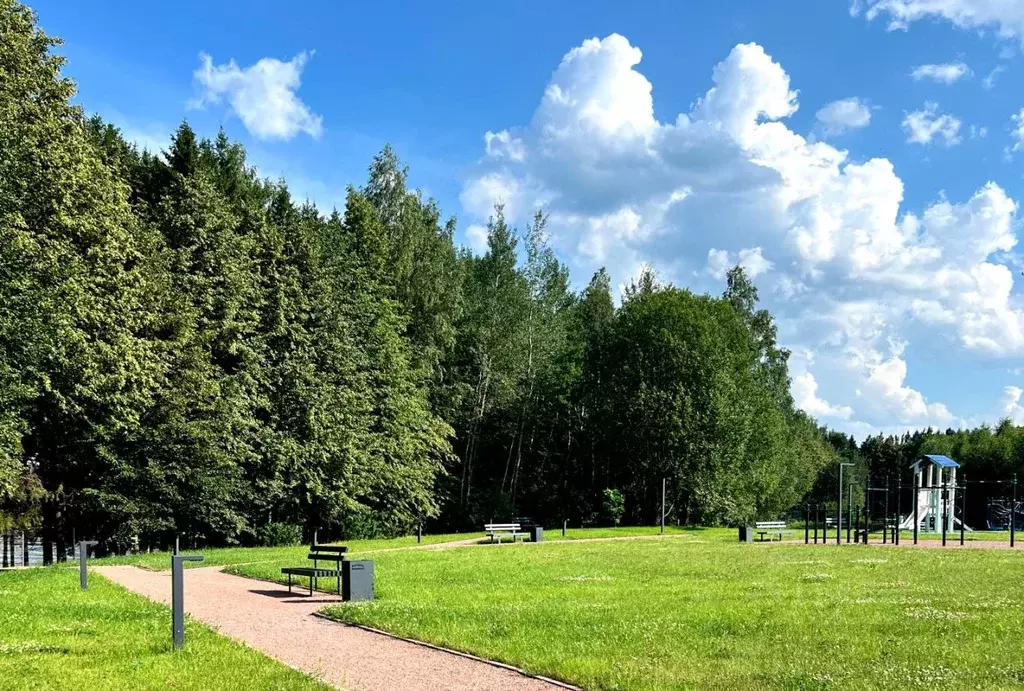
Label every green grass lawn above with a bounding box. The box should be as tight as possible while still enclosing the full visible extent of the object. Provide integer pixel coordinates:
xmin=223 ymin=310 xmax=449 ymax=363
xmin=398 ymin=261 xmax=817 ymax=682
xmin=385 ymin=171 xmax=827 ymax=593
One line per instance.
xmin=232 ymin=533 xmax=1024 ymax=690
xmin=545 ymin=525 xmax=702 ymax=541
xmin=94 ymin=531 xmax=482 ymax=571
xmin=0 ymin=567 xmax=329 ymax=690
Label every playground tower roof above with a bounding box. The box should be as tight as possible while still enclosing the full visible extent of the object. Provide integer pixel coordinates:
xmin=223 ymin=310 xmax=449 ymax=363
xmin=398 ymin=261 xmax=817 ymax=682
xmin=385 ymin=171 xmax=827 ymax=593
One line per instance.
xmin=910 ymin=454 xmax=960 ymax=469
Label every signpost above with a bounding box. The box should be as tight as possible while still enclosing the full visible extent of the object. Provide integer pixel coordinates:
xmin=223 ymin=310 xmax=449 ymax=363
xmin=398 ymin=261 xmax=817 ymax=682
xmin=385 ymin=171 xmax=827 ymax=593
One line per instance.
xmin=171 ymin=554 xmax=204 ymax=649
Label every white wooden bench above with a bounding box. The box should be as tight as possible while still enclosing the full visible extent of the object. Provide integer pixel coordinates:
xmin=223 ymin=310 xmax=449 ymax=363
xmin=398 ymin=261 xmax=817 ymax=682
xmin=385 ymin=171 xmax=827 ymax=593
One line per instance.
xmin=484 ymin=523 xmax=527 ymax=543
xmin=755 ymin=521 xmax=794 ymax=542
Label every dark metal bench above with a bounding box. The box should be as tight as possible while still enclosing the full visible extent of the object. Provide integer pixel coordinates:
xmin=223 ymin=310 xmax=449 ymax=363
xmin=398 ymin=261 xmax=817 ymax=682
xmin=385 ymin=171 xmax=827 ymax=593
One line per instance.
xmin=281 ymin=545 xmax=348 ymax=596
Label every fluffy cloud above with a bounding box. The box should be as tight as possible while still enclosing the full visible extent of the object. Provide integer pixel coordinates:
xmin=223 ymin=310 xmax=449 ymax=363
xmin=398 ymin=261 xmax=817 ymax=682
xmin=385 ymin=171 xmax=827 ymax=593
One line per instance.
xmin=466 ymin=224 xmax=490 ymax=254
xmin=1000 ymin=385 xmax=1024 ymax=423
xmin=983 ymin=65 xmax=1006 ymax=90
xmin=1012 ymin=108 xmax=1024 ymax=152
xmin=792 ymin=372 xmax=854 ymax=419
xmin=815 ymin=97 xmax=872 ymax=135
xmin=858 ymin=0 xmax=1024 ymax=41
xmin=910 ymin=62 xmax=971 ymax=83
xmin=706 ymin=247 xmax=772 ymax=279
xmin=190 ymin=52 xmax=322 ymax=140
xmin=902 ymin=102 xmax=962 ymax=145
xmin=461 ymin=34 xmax=1022 ymax=435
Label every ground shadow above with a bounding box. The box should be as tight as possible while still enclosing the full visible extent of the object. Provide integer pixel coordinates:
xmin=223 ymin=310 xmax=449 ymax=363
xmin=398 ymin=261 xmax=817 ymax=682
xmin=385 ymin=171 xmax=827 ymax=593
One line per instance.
xmin=247 ymin=588 xmax=342 ymax=604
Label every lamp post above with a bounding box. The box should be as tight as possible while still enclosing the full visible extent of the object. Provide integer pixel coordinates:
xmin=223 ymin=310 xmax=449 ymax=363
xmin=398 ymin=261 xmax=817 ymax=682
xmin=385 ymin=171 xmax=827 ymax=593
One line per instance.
xmin=838 ymin=463 xmax=854 ymax=545
xmin=847 ymin=482 xmax=858 ymax=544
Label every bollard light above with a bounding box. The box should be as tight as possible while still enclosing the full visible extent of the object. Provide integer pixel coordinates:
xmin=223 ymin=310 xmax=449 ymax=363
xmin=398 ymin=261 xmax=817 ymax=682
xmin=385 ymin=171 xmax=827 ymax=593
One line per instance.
xmin=171 ymin=554 xmax=204 ymax=649
xmin=78 ymin=541 xmax=98 ymax=590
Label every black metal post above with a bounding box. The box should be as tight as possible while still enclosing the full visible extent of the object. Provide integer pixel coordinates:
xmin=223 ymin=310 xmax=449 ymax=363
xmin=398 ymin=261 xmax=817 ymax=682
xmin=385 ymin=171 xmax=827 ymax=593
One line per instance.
xmin=960 ymin=473 xmax=966 ymax=546
xmin=78 ymin=540 xmax=98 ymax=590
xmin=172 ymin=554 xmax=205 ymax=649
xmin=854 ymin=507 xmax=860 ymax=543
xmin=896 ymin=477 xmax=901 ymax=545
xmin=661 ymin=477 xmax=666 ymax=535
xmin=847 ymin=484 xmax=853 ymax=544
xmin=1012 ymin=475 xmax=1017 ymax=548
xmin=562 ymin=519 xmax=567 ymax=537
xmin=813 ymin=504 xmax=819 ymax=544
xmin=913 ymin=475 xmax=919 ymax=545
xmin=864 ymin=481 xmax=870 ymax=545
xmin=883 ymin=479 xmax=890 ymax=544
xmin=941 ymin=476 xmax=948 ymax=547
xmin=804 ymin=505 xmax=809 ymax=544
xmin=417 ymin=522 xmax=422 ymax=545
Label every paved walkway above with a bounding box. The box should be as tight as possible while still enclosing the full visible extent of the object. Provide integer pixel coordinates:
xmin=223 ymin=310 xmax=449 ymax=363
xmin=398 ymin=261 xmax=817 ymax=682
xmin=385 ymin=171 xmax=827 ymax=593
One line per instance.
xmin=96 ymin=565 xmax=569 ymax=691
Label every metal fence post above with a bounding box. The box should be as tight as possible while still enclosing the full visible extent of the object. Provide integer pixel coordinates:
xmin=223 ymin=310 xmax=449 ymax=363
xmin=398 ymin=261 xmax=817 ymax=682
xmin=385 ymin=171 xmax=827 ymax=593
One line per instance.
xmin=941 ymin=476 xmax=948 ymax=547
xmin=896 ymin=476 xmax=901 ymax=545
xmin=959 ymin=473 xmax=966 ymax=547
xmin=1012 ymin=475 xmax=1017 ymax=548
xmin=863 ymin=481 xmax=870 ymax=545
xmin=661 ymin=477 xmax=666 ymax=535
xmin=883 ymin=479 xmax=890 ymax=544
xmin=78 ymin=541 xmax=98 ymax=590
xmin=172 ymin=554 xmax=204 ymax=649
xmin=913 ymin=475 xmax=919 ymax=545
xmin=804 ymin=505 xmax=809 ymax=544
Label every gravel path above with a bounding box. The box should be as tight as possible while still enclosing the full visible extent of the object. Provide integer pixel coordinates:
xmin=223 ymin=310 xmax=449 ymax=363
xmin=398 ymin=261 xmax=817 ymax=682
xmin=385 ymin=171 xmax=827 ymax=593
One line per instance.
xmin=96 ymin=565 xmax=569 ymax=691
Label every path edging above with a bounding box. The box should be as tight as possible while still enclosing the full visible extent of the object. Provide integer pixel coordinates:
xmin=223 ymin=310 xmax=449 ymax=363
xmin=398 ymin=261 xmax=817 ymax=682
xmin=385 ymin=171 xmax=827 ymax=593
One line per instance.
xmin=310 ymin=612 xmax=582 ymax=691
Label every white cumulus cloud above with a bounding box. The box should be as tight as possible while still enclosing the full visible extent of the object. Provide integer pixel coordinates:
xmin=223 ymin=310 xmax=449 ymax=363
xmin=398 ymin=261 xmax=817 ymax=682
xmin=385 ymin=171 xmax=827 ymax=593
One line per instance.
xmin=815 ymin=97 xmax=872 ymax=135
xmin=461 ymin=33 xmax=1023 ymax=435
xmin=792 ymin=372 xmax=854 ymax=419
xmin=1000 ymin=385 xmax=1024 ymax=423
xmin=859 ymin=0 xmax=1024 ymax=41
xmin=190 ymin=51 xmax=322 ymax=140
xmin=902 ymin=102 xmax=962 ymax=145
xmin=706 ymin=247 xmax=773 ymax=279
xmin=910 ymin=61 xmax=971 ymax=83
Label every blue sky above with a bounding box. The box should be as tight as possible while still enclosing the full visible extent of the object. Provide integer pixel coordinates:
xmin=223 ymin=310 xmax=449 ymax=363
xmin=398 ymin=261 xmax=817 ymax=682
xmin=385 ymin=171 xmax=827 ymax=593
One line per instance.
xmin=29 ymin=0 xmax=1024 ymax=438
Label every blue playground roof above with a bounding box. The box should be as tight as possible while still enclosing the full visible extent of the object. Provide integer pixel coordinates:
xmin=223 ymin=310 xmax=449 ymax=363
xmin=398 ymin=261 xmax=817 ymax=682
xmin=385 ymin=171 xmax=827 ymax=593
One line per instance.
xmin=920 ymin=454 xmax=960 ymax=468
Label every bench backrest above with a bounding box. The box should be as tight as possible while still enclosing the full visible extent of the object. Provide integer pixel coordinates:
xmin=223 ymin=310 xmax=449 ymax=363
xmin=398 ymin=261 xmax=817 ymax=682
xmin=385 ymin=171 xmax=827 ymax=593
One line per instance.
xmin=308 ymin=553 xmax=346 ymax=562
xmin=755 ymin=521 xmax=787 ymax=529
xmin=311 ymin=545 xmax=348 ymax=554
xmin=484 ymin=523 xmax=520 ymax=531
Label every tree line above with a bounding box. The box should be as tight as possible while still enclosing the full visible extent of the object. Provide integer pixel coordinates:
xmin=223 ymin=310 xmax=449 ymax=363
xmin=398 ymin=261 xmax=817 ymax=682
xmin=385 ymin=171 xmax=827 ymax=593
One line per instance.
xmin=3 ymin=1 xmax=838 ymax=552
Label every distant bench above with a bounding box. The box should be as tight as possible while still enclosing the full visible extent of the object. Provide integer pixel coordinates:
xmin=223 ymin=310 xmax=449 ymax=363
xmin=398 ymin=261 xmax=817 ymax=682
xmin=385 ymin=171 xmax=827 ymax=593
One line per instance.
xmin=281 ymin=545 xmax=347 ymax=596
xmin=484 ymin=523 xmax=527 ymax=543
xmin=755 ymin=521 xmax=793 ymax=542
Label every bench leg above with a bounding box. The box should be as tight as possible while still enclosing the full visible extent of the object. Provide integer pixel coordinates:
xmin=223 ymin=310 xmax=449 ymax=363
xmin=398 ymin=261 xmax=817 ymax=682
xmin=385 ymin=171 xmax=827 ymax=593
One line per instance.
xmin=287 ymin=573 xmax=292 ymax=593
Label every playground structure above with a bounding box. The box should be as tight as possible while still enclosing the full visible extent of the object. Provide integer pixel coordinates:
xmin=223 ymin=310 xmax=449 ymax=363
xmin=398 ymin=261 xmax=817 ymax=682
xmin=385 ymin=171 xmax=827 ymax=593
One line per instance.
xmin=900 ymin=454 xmax=969 ymax=534
xmin=986 ymin=499 xmax=1024 ymax=531
xmin=795 ymin=453 xmax=1023 ymax=548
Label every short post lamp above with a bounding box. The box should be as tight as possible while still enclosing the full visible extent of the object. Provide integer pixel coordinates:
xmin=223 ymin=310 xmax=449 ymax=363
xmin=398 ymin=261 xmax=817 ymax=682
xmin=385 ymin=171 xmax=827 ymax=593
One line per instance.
xmin=78 ymin=541 xmax=98 ymax=590
xmin=171 ymin=553 xmax=204 ymax=649
xmin=838 ymin=463 xmax=854 ymax=545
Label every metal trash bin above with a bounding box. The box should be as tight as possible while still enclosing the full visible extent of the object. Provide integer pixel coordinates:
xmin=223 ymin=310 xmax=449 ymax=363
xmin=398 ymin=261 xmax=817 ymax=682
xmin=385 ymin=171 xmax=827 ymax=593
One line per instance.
xmin=342 ymin=560 xmax=375 ymax=601
xmin=527 ymin=525 xmax=543 ymax=543
xmin=739 ymin=525 xmax=754 ymax=543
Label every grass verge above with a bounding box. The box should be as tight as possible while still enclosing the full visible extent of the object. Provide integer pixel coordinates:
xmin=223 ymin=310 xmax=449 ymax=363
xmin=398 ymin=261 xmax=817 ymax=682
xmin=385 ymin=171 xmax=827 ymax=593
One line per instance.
xmin=0 ymin=567 xmax=329 ymax=690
